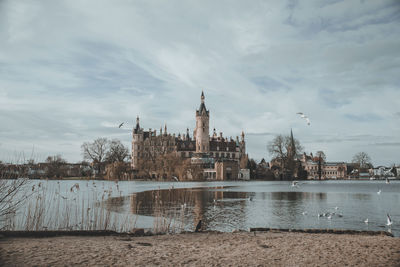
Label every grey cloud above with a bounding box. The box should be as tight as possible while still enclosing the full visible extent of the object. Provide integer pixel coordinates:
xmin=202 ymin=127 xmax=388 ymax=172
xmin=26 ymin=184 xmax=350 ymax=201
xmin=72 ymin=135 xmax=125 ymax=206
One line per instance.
xmin=344 ymin=113 xmax=382 ymax=122
xmin=371 ymin=142 xmax=400 ymax=147
xmin=246 ymin=132 xmax=276 ymax=136
xmin=0 ymin=0 xmax=399 ymax=166
xmin=319 ymin=89 xmax=351 ymax=108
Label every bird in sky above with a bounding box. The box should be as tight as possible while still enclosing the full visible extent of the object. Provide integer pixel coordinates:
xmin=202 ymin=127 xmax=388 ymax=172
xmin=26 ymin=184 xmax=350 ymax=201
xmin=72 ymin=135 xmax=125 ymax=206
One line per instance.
xmin=118 ymin=122 xmax=125 ymax=128
xmin=296 ymin=112 xmax=311 ymax=125
xmin=387 ymin=214 xmax=393 ymax=226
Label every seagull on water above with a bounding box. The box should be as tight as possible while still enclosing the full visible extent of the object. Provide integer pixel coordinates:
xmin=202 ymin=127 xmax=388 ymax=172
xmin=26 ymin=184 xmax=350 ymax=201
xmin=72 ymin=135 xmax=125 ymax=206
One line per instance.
xmin=364 ymin=218 xmax=369 ymax=224
xmin=292 ymin=181 xmax=299 ymax=187
xmin=302 ymin=211 xmax=307 ymax=216
xmin=386 ymin=178 xmax=390 ymax=184
xmin=377 ymin=190 xmax=382 ymax=195
xmin=387 ymin=214 xmax=393 ymax=226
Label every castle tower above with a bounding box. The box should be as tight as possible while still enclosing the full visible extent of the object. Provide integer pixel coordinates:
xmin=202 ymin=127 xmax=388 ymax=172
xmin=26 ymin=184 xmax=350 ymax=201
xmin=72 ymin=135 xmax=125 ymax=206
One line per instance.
xmin=131 ymin=116 xmax=143 ymax=169
xmin=195 ymin=91 xmax=210 ymax=153
xmin=240 ymin=130 xmax=246 ymax=155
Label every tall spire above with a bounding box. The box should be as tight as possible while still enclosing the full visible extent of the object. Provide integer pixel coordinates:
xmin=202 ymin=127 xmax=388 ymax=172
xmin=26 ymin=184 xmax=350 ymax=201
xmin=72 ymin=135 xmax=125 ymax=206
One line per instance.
xmin=197 ymin=91 xmax=208 ymax=115
xmin=134 ymin=116 xmax=140 ymax=133
xmin=186 ymin=128 xmax=190 ymax=139
xmin=164 ymin=123 xmax=167 ymax=135
xmin=289 ymin=128 xmax=296 ymax=157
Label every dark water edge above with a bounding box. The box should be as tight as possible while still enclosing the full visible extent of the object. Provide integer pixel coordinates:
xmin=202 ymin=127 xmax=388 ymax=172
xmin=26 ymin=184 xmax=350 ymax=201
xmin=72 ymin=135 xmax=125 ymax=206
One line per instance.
xmin=0 ymin=228 xmax=393 ymax=238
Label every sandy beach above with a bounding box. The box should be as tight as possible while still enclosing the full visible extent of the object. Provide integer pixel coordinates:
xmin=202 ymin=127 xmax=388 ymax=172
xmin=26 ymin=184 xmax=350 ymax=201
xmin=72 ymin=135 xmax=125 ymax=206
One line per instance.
xmin=1 ymin=231 xmax=399 ymax=266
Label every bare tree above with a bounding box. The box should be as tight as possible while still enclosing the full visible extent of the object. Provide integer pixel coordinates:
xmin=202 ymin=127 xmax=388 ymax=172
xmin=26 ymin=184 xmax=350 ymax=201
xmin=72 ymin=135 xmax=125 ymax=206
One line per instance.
xmin=352 ymin=152 xmax=372 ymax=168
xmin=268 ymin=134 xmax=303 ymax=179
xmin=106 ymin=139 xmax=129 ymax=163
xmin=315 ymin=151 xmax=326 ymax=180
xmin=81 ymin=138 xmax=109 ymax=178
xmin=45 ymin=154 xmax=67 ymax=178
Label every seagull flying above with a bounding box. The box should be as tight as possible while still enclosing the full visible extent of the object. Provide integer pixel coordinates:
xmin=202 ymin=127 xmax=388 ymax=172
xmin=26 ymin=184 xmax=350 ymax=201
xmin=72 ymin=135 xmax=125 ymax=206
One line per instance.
xmin=296 ymin=112 xmax=311 ymax=125
xmin=387 ymin=214 xmax=393 ymax=226
xmin=118 ymin=122 xmax=124 ymax=128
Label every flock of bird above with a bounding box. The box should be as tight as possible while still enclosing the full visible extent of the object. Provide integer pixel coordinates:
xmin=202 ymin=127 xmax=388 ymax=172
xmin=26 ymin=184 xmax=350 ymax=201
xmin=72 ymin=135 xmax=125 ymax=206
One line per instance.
xmin=292 ymin=181 xmax=394 ymax=230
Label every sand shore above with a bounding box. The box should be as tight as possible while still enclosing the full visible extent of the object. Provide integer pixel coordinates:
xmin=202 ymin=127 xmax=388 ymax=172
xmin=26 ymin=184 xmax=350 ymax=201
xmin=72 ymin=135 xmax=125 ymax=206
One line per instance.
xmin=1 ymin=231 xmax=399 ymax=266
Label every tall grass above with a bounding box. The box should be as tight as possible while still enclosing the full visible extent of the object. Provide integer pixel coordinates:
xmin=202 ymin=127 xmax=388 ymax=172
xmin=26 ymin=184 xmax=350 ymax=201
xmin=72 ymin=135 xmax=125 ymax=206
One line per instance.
xmin=152 ymin=187 xmax=194 ymax=234
xmin=2 ymin=181 xmax=139 ymax=233
xmin=2 ymin=180 xmax=198 ymax=234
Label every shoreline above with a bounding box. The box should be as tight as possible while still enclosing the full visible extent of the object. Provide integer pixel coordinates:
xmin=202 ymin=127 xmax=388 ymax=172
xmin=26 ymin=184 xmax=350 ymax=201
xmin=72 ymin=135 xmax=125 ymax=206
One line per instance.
xmin=0 ymin=228 xmax=395 ymax=238
xmin=1 ymin=231 xmax=399 ymax=266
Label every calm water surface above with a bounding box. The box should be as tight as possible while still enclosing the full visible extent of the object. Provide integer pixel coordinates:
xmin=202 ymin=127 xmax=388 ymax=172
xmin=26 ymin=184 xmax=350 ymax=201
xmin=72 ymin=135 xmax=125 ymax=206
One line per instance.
xmin=16 ymin=180 xmax=400 ymax=236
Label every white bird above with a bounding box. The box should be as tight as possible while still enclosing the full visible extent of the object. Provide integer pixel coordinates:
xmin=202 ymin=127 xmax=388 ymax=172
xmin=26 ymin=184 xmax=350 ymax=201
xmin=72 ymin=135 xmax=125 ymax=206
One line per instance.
xmin=387 ymin=214 xmax=392 ymax=226
xmin=291 ymin=181 xmax=299 ymax=187
xmin=377 ymin=190 xmax=382 ymax=195
xmin=335 ymin=206 xmax=339 ymax=210
xmin=386 ymin=178 xmax=390 ymax=184
xmin=327 ymin=214 xmax=332 ymax=220
xmin=318 ymin=213 xmax=321 ymax=218
xmin=296 ymin=112 xmax=311 ymax=125
xmin=302 ymin=211 xmax=307 ymax=216
xmin=364 ymin=218 xmax=369 ymax=224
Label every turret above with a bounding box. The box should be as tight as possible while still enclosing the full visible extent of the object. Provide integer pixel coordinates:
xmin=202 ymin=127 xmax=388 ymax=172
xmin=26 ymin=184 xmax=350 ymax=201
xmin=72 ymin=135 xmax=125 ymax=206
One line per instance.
xmin=195 ymin=91 xmax=210 ymax=153
xmin=131 ymin=115 xmax=143 ymax=169
xmin=186 ymin=128 xmax=190 ymax=140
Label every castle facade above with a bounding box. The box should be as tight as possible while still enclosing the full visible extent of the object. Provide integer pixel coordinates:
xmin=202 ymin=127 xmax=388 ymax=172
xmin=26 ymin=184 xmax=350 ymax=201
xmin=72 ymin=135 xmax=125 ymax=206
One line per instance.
xmin=131 ymin=92 xmax=247 ymax=180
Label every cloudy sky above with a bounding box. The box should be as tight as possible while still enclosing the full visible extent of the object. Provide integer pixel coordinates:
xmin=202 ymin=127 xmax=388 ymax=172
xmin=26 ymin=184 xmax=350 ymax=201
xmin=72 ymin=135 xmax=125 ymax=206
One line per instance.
xmin=0 ymin=0 xmax=399 ymax=165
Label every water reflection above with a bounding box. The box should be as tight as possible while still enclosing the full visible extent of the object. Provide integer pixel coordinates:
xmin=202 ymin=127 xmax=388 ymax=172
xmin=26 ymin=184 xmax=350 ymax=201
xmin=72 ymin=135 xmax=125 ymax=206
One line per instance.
xmin=99 ymin=181 xmax=400 ymax=236
xmin=126 ymin=187 xmax=249 ymax=230
xmin=106 ymin=188 xmax=333 ymax=232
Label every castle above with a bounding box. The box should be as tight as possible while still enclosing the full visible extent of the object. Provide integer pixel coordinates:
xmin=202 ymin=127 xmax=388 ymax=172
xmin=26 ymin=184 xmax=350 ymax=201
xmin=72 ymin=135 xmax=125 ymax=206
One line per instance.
xmin=131 ymin=92 xmax=248 ymax=180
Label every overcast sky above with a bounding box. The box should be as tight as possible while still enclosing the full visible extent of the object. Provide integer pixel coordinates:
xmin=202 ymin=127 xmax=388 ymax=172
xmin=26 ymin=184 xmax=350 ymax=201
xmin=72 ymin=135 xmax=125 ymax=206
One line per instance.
xmin=0 ymin=0 xmax=399 ymax=165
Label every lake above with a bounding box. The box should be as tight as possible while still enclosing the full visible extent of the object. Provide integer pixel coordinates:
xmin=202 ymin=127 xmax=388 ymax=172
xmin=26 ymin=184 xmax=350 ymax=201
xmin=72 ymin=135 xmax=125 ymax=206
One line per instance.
xmin=6 ymin=180 xmax=400 ymax=236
